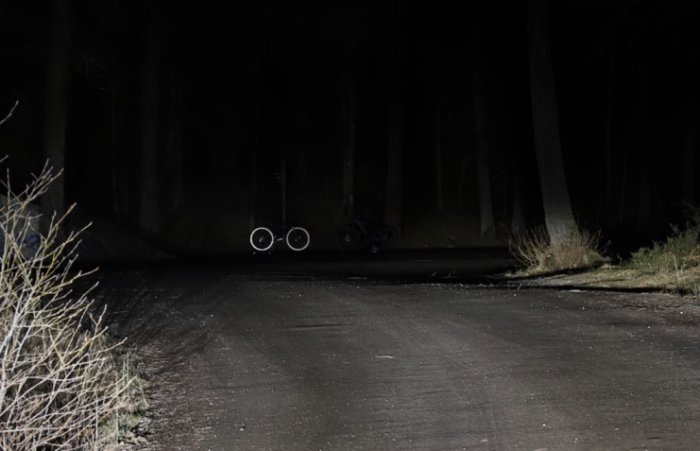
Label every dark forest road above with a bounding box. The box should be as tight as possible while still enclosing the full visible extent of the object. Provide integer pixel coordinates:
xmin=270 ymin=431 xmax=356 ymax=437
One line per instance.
xmin=93 ymin=253 xmax=700 ymax=450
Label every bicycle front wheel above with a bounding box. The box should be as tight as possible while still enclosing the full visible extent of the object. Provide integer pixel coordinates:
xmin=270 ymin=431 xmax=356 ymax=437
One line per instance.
xmin=250 ymin=226 xmax=274 ymax=252
xmin=285 ymin=227 xmax=310 ymax=252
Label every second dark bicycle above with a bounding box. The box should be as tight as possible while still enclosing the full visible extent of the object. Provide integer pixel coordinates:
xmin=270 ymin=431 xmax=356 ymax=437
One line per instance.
xmin=337 ymin=219 xmax=397 ymax=253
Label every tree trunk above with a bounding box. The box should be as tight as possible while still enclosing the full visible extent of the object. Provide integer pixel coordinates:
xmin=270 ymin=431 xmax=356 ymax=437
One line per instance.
xmin=295 ymin=106 xmax=309 ymax=181
xmin=42 ymin=2 xmax=69 ymax=221
xmin=511 ymin=172 xmax=525 ymax=235
xmin=109 ymin=83 xmax=130 ymax=219
xmin=635 ymin=64 xmax=651 ymax=228
xmin=384 ymin=102 xmax=403 ymax=233
xmin=248 ymin=3 xmax=267 ymax=231
xmin=618 ymin=134 xmax=629 ymax=223
xmin=248 ymin=101 xmax=261 ymax=231
xmin=434 ymin=106 xmax=444 ymax=212
xmin=139 ymin=10 xmax=161 ymax=234
xmin=341 ymin=55 xmax=355 ymax=220
xmin=604 ymin=25 xmax=617 ymax=227
xmin=527 ymin=0 xmax=578 ymax=245
xmin=682 ymin=85 xmax=697 ymax=204
xmin=473 ymin=45 xmax=496 ymax=237
xmin=637 ymin=154 xmax=651 ymax=227
xmin=166 ymin=63 xmax=184 ymax=213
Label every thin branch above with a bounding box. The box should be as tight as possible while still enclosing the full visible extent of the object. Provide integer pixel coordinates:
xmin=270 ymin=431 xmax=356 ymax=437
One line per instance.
xmin=0 ymin=100 xmax=19 ymax=127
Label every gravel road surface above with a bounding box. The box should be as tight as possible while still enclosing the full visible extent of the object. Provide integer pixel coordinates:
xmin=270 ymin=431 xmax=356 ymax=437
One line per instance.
xmin=93 ymin=252 xmax=700 ymax=450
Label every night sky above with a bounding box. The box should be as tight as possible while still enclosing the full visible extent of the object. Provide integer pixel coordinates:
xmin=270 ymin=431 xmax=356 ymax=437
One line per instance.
xmin=0 ymin=0 xmax=698 ymax=254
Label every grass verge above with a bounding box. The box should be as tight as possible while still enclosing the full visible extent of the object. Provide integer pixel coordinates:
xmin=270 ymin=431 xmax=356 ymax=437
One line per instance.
xmin=508 ymin=219 xmax=700 ymax=299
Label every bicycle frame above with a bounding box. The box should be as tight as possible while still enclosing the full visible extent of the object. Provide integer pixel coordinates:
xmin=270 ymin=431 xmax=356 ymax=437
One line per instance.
xmin=249 ymin=225 xmax=310 ymax=252
xmin=249 ymin=162 xmax=311 ymax=253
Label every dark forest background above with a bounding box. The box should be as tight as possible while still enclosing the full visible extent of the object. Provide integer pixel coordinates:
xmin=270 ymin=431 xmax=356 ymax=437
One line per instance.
xmin=0 ymin=0 xmax=698 ymax=255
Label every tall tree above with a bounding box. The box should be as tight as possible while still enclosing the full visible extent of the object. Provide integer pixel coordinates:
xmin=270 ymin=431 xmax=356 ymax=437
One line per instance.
xmin=166 ymin=59 xmax=184 ymax=213
xmin=248 ymin=1 xmax=268 ymax=231
xmin=139 ymin=7 xmax=162 ymax=233
xmin=295 ymin=106 xmax=310 ymax=182
xmin=472 ymin=30 xmax=496 ymax=237
xmin=635 ymin=63 xmax=651 ymax=227
xmin=682 ymin=84 xmax=697 ymax=205
xmin=679 ymin=42 xmax=698 ymax=205
xmin=603 ymin=23 xmax=617 ymax=227
xmin=248 ymin=101 xmax=261 ymax=231
xmin=109 ymin=83 xmax=130 ymax=219
xmin=384 ymin=101 xmax=403 ymax=233
xmin=527 ymin=0 xmax=578 ymax=245
xmin=511 ymin=173 xmax=525 ymax=235
xmin=433 ymin=100 xmax=444 ymax=212
xmin=340 ymin=44 xmax=355 ymax=220
xmin=42 ymin=1 xmax=69 ymax=220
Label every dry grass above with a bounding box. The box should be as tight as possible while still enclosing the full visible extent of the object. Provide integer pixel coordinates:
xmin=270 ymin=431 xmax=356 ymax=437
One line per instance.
xmin=509 ymin=227 xmax=606 ymax=274
xmin=626 ymin=221 xmax=700 ymax=295
xmin=1 ymin=163 xmax=139 ymax=450
xmin=510 ymin=219 xmax=700 ymax=299
xmin=629 ymin=224 xmax=700 ymax=273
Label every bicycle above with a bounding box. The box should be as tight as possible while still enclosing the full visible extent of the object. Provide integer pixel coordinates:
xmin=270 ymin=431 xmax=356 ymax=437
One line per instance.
xmin=249 ymin=162 xmax=311 ymax=253
xmin=337 ymin=219 xmax=397 ymax=252
xmin=249 ymin=225 xmax=311 ymax=252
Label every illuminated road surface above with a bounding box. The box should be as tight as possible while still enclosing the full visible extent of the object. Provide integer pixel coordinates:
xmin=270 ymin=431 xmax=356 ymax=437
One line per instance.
xmin=95 ymin=256 xmax=700 ymax=450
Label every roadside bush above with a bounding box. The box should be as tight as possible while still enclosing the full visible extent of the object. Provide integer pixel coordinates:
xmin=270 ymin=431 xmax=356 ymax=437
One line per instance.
xmin=1 ymin=164 xmax=136 ymax=449
xmin=629 ymin=222 xmax=700 ymax=274
xmin=509 ymin=226 xmax=605 ymax=273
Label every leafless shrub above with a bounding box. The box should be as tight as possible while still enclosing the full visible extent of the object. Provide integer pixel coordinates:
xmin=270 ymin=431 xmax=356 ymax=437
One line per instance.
xmin=509 ymin=226 xmax=605 ymax=273
xmin=1 ymin=162 xmax=135 ymax=449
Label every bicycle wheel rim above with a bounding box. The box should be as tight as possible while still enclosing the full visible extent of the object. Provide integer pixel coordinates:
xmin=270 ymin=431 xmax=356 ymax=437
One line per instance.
xmin=250 ymin=227 xmax=274 ymax=252
xmin=286 ymin=227 xmax=310 ymax=251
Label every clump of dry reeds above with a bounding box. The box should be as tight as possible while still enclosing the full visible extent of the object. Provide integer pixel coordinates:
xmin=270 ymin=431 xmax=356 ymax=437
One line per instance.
xmin=509 ymin=226 xmax=606 ymax=273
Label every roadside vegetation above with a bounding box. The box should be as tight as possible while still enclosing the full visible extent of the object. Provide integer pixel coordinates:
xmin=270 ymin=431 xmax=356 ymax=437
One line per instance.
xmin=623 ymin=217 xmax=700 ymax=295
xmin=509 ymin=227 xmax=606 ymax=274
xmin=0 ymin=164 xmax=146 ymax=449
xmin=509 ymin=211 xmax=700 ymax=299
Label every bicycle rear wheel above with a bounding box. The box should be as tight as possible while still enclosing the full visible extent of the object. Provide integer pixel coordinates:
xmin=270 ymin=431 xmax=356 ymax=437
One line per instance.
xmin=285 ymin=226 xmax=310 ymax=251
xmin=377 ymin=224 xmax=398 ymax=246
xmin=250 ymin=226 xmax=274 ymax=252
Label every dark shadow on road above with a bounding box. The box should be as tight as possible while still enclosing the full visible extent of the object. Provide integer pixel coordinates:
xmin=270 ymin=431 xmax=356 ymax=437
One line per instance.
xmin=87 ymin=269 xmax=218 ymax=379
xmin=84 ymin=248 xmax=516 ymax=285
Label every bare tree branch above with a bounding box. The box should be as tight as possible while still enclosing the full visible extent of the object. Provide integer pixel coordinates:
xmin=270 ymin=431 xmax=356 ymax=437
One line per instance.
xmin=0 ymin=100 xmax=19 ymax=127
